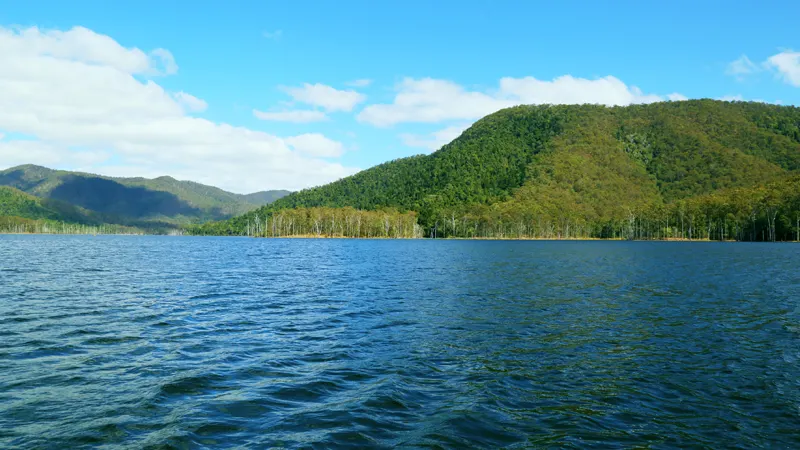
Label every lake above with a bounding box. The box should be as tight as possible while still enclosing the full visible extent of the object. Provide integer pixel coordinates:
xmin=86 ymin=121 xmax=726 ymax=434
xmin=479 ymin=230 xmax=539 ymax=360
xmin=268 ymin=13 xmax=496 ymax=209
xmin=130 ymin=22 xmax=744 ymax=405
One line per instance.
xmin=1 ymin=235 xmax=799 ymax=448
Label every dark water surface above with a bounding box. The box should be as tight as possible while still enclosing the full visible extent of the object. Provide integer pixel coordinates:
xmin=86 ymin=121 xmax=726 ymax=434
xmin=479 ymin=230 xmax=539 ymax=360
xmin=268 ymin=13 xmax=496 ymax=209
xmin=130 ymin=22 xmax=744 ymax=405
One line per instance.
xmin=1 ymin=236 xmax=799 ymax=448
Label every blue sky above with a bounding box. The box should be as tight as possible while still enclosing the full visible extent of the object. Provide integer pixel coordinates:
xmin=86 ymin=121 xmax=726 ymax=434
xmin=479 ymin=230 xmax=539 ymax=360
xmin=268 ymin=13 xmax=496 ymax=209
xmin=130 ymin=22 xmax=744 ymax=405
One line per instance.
xmin=0 ymin=0 xmax=798 ymax=192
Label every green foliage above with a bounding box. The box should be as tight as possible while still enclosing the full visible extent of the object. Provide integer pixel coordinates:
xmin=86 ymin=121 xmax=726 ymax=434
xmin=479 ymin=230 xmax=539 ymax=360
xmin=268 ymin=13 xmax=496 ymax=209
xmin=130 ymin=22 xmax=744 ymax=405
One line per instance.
xmin=191 ymin=207 xmax=421 ymax=238
xmin=0 ymin=186 xmax=178 ymax=234
xmin=0 ymin=186 xmax=56 ymax=219
xmin=0 ymin=214 xmax=143 ymax=235
xmin=0 ymin=186 xmax=94 ymax=223
xmin=418 ymin=174 xmax=800 ymax=241
xmin=613 ymin=100 xmax=790 ymax=201
xmin=222 ymin=105 xmax=567 ymax=230
xmin=203 ymin=100 xmax=800 ymax=241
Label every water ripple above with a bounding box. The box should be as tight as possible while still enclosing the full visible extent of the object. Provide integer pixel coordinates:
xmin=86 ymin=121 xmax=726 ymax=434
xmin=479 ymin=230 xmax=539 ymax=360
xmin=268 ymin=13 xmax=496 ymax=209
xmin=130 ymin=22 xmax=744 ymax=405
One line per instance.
xmin=1 ymin=236 xmax=799 ymax=448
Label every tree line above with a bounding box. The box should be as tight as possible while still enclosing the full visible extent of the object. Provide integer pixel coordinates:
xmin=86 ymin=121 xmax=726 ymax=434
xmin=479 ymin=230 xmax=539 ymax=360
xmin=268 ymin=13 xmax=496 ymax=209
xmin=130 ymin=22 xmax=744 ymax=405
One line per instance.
xmin=0 ymin=216 xmax=144 ymax=235
xmin=192 ymin=174 xmax=800 ymax=241
xmin=422 ymin=176 xmax=800 ymax=241
xmin=192 ymin=207 xmax=423 ymax=238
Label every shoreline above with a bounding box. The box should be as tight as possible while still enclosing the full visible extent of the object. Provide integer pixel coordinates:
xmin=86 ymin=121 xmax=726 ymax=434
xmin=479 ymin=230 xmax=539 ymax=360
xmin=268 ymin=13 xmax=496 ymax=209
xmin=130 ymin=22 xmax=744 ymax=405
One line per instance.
xmin=0 ymin=232 xmax=145 ymax=236
xmin=3 ymin=232 xmax=797 ymax=243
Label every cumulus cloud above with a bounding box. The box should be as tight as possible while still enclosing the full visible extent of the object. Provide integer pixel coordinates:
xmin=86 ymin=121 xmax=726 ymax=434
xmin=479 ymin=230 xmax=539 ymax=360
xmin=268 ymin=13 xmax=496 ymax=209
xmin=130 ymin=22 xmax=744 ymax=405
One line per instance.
xmin=501 ymin=75 xmax=669 ymax=105
xmin=0 ymin=25 xmax=358 ymax=193
xmin=358 ymin=79 xmax=510 ymax=127
xmin=728 ymin=50 xmax=800 ymax=87
xmin=358 ymin=76 xmax=683 ymax=127
xmin=400 ymin=124 xmax=471 ymax=152
xmin=766 ymin=50 xmax=800 ymax=87
xmin=252 ymin=109 xmax=328 ymax=123
xmin=285 ymin=133 xmax=345 ymax=157
xmin=0 ymin=140 xmax=110 ymax=168
xmin=282 ymin=83 xmax=367 ymax=112
xmin=0 ymin=26 xmax=177 ymax=75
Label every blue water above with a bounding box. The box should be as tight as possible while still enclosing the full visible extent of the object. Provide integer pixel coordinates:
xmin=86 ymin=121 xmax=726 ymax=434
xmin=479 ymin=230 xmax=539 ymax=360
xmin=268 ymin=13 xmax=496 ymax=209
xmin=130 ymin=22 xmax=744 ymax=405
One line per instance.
xmin=1 ymin=235 xmax=799 ymax=448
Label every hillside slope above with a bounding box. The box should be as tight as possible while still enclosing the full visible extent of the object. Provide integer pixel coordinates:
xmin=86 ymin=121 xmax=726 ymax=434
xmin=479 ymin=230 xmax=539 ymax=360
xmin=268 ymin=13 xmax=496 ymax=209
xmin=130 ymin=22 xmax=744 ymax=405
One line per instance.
xmin=0 ymin=186 xmax=95 ymax=223
xmin=201 ymin=100 xmax=799 ymax=237
xmin=0 ymin=186 xmax=152 ymax=234
xmin=0 ymin=165 xmax=290 ymax=225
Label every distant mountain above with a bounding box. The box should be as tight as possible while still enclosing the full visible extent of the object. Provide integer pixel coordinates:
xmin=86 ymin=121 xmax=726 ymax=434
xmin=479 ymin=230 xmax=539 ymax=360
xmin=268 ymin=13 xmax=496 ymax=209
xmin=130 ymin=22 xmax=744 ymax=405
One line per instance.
xmin=0 ymin=165 xmax=291 ymax=231
xmin=241 ymin=190 xmax=293 ymax=206
xmin=0 ymin=186 xmax=150 ymax=234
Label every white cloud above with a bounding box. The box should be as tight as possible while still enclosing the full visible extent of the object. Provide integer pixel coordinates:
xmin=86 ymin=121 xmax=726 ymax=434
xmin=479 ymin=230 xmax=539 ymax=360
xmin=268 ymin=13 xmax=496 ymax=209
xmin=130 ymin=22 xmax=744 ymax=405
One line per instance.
xmin=766 ymin=50 xmax=800 ymax=87
xmin=346 ymin=79 xmax=372 ymax=87
xmin=174 ymin=91 xmax=208 ymax=113
xmin=253 ymin=109 xmax=328 ymax=123
xmin=726 ymin=55 xmax=760 ymax=78
xmin=728 ymin=50 xmax=800 ymax=87
xmin=282 ymin=83 xmax=366 ymax=112
xmin=668 ymin=93 xmax=689 ymax=101
xmin=0 ymin=132 xmax=4 ymax=140
xmin=263 ymin=30 xmax=283 ymax=39
xmin=0 ymin=25 xmax=358 ymax=193
xmin=500 ymin=75 xmax=667 ymax=105
xmin=285 ymin=133 xmax=345 ymax=157
xmin=0 ymin=140 xmax=109 ymax=167
xmin=0 ymin=26 xmax=177 ymax=75
xmin=359 ymin=78 xmax=511 ymax=127
xmin=358 ymin=76 xmax=681 ymax=127
xmin=400 ymin=124 xmax=471 ymax=152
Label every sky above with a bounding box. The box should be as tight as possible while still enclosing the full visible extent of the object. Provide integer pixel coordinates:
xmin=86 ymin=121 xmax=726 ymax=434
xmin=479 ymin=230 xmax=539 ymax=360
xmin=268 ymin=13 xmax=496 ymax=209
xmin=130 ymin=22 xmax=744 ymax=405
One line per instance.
xmin=0 ymin=0 xmax=798 ymax=193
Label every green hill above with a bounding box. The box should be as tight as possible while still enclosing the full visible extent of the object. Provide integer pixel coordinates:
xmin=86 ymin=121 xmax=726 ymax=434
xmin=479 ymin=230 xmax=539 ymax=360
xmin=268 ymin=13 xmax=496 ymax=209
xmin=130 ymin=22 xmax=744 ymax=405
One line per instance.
xmin=0 ymin=185 xmax=173 ymax=234
xmin=195 ymin=100 xmax=800 ymax=240
xmin=0 ymin=165 xmax=291 ymax=227
xmin=0 ymin=186 xmax=92 ymax=222
xmin=0 ymin=186 xmax=135 ymax=234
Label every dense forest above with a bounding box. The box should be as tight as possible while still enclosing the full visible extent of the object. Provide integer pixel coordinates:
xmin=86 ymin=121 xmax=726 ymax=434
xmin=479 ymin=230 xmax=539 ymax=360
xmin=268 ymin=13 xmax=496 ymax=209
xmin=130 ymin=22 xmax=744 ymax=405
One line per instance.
xmin=193 ymin=100 xmax=800 ymax=241
xmin=0 ymin=186 xmax=151 ymax=234
xmin=234 ymin=207 xmax=421 ymax=238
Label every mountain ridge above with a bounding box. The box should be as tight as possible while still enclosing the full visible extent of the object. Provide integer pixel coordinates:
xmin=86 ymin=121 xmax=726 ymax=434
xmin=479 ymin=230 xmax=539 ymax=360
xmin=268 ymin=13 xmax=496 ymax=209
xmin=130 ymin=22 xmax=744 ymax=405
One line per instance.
xmin=0 ymin=164 xmax=291 ymax=231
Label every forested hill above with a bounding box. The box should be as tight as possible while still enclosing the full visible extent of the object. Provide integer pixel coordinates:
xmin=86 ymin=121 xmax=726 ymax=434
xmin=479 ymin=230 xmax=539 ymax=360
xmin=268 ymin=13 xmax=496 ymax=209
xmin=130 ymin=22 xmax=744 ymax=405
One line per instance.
xmin=196 ymin=100 xmax=800 ymax=240
xmin=0 ymin=186 xmax=94 ymax=223
xmin=0 ymin=186 xmax=146 ymax=234
xmin=0 ymin=165 xmax=290 ymax=226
